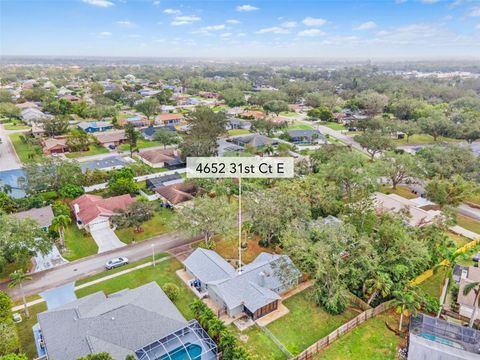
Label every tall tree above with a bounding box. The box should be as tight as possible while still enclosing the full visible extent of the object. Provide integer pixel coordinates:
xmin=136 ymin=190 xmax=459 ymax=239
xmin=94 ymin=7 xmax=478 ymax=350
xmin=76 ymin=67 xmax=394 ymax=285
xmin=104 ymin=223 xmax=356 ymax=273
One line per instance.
xmin=425 ymin=175 xmax=473 ymax=207
xmin=263 ymin=100 xmax=289 ymax=116
xmin=393 ymin=288 xmax=422 ymax=332
xmin=354 ymin=131 xmax=394 ymax=160
xmin=51 ymin=214 xmax=71 ymax=249
xmin=124 ymin=123 xmax=138 ymax=156
xmin=8 ymin=270 xmax=32 ymax=318
xmin=135 ymin=98 xmax=159 ymax=121
xmin=66 ymin=128 xmax=90 ymax=152
xmin=377 ymin=151 xmax=424 ymax=189
xmin=41 ymin=116 xmax=69 ymax=136
xmin=112 ymin=201 xmax=154 ymax=233
xmin=364 ymin=272 xmax=393 ymax=305
xmin=418 ymin=110 xmax=452 ymax=141
xmin=153 ymin=128 xmax=180 ymax=149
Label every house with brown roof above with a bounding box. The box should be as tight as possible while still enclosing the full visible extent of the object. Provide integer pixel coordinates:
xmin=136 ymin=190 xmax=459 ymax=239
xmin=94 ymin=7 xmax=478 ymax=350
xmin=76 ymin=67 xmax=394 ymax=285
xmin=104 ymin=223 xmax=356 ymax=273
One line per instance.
xmin=238 ymin=110 xmax=265 ymax=120
xmin=136 ymin=149 xmax=184 ymax=169
xmin=93 ymin=130 xmax=127 ymax=148
xmin=42 ymin=137 xmax=70 ymax=154
xmin=458 ymin=266 xmax=480 ymax=322
xmin=70 ymin=194 xmax=135 ymax=232
xmin=156 ymin=183 xmax=200 ymax=206
xmin=155 ymin=113 xmax=184 ymax=126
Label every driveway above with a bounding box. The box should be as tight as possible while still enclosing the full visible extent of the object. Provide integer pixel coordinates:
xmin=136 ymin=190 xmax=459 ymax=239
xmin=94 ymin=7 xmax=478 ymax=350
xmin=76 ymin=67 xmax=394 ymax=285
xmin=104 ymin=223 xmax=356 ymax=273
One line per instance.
xmin=89 ymin=222 xmax=126 ymax=253
xmin=0 ymin=124 xmax=22 ymax=170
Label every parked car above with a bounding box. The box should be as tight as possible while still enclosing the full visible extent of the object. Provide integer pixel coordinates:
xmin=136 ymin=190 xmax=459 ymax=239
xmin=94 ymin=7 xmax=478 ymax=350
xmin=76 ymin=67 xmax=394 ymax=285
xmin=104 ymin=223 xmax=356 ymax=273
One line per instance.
xmin=472 ymin=252 xmax=480 ymax=262
xmin=108 ymin=144 xmax=116 ymax=150
xmin=105 ymin=257 xmax=129 ymax=270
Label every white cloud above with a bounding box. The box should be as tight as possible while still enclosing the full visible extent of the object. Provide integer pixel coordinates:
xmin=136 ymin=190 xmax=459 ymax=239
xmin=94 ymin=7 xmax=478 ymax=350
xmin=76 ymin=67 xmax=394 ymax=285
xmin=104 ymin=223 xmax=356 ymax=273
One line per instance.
xmin=163 ymin=8 xmax=181 ymax=15
xmin=98 ymin=31 xmax=112 ymax=37
xmin=354 ymin=21 xmax=377 ymax=30
xmin=226 ymin=19 xmax=241 ymax=24
xmin=467 ymin=6 xmax=480 ymax=17
xmin=220 ymin=32 xmax=233 ymax=37
xmin=256 ymin=27 xmax=290 ymax=34
xmin=236 ymin=4 xmax=259 ymax=12
xmin=82 ymin=0 xmax=114 ymax=7
xmin=200 ymin=24 xmax=225 ymax=31
xmin=281 ymin=21 xmax=297 ymax=28
xmin=153 ymin=0 xmax=160 ymax=6
xmin=297 ymin=29 xmax=325 ymax=37
xmin=420 ymin=0 xmax=439 ymax=3
xmin=171 ymin=15 xmax=201 ymax=26
xmin=302 ymin=17 xmax=327 ymax=27
xmin=116 ymin=20 xmax=135 ymax=27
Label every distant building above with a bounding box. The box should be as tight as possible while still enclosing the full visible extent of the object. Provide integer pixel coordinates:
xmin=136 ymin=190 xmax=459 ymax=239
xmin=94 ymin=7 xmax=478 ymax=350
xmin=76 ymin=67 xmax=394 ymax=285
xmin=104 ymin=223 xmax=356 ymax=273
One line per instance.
xmin=21 ymin=108 xmax=51 ymax=125
xmin=93 ymin=130 xmax=127 ymax=148
xmin=408 ymin=313 xmax=480 ymax=360
xmin=77 ymin=121 xmax=113 ymax=133
xmin=286 ymin=129 xmax=325 ymax=145
xmin=156 ymin=182 xmax=200 ymax=206
xmin=145 ymin=173 xmax=183 ymax=190
xmin=230 ymin=134 xmax=278 ymax=149
xmin=141 ymin=125 xmax=176 ymax=141
xmin=155 ymin=113 xmax=183 ymax=126
xmin=80 ymin=156 xmax=126 ymax=172
xmin=136 ymin=149 xmax=184 ymax=169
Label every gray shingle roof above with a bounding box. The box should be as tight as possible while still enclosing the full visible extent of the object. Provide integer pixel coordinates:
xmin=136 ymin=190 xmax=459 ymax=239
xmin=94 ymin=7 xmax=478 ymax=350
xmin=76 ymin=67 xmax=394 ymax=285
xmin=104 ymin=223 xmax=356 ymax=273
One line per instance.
xmin=38 ymin=282 xmax=187 ymax=360
xmin=184 ymin=248 xmax=236 ymax=283
xmin=12 ymin=205 xmax=54 ymax=228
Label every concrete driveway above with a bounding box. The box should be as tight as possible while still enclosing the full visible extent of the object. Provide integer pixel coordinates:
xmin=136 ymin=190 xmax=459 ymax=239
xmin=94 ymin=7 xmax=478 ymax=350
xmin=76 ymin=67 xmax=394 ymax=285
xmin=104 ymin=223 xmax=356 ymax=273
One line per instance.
xmin=89 ymin=222 xmax=126 ymax=253
xmin=0 ymin=124 xmax=22 ymax=170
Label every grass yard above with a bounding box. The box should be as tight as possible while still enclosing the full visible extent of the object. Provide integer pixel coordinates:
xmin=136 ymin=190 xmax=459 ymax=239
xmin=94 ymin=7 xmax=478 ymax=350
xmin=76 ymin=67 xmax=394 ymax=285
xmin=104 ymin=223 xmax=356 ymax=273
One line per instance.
xmin=75 ymin=256 xmax=197 ymax=319
xmin=230 ymin=325 xmax=287 ymax=360
xmin=118 ymin=138 xmax=163 ymax=151
xmin=315 ymin=312 xmax=400 ymax=360
xmin=394 ymin=134 xmax=458 ymax=145
xmin=267 ymin=288 xmax=359 ymax=355
xmin=63 ymin=224 xmax=98 ymax=261
xmin=65 ymin=144 xmax=109 ymax=158
xmin=15 ymin=302 xmax=48 ymax=360
xmin=466 ymin=190 xmax=480 ymax=206
xmin=287 ymin=122 xmax=314 ymax=131
xmin=279 ymin=111 xmax=298 ymax=117
xmin=0 ymin=257 xmax=29 ymax=282
xmin=115 ymin=207 xmax=175 ymax=244
xmin=379 ymin=185 xmax=417 ymax=199
xmin=418 ymin=268 xmax=445 ymax=299
xmin=4 ymin=122 xmax=30 ymax=130
xmin=8 ymin=132 xmax=42 ymax=163
xmin=322 ymin=122 xmax=346 ymax=131
xmin=456 ymin=214 xmax=480 ymax=234
xmin=448 ymin=232 xmax=471 ymax=248
xmin=227 ymin=129 xmax=251 ymax=136
xmin=214 ymin=236 xmax=280 ymax=264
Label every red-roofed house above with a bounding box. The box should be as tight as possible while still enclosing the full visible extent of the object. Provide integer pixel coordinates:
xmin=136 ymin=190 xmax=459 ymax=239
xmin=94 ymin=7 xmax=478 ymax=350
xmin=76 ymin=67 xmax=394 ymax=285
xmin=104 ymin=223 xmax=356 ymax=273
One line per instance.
xmin=70 ymin=194 xmax=135 ymax=232
xmin=155 ymin=113 xmax=184 ymax=126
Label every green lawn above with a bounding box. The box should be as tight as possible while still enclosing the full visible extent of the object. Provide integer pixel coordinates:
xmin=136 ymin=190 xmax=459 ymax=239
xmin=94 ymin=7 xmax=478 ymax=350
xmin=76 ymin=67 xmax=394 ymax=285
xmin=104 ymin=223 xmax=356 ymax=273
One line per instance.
xmin=418 ymin=268 xmax=445 ymax=299
xmin=456 ymin=214 xmax=480 ymax=234
xmin=394 ymin=134 xmax=458 ymax=145
xmin=4 ymin=122 xmax=30 ymax=130
xmin=65 ymin=144 xmax=109 ymax=158
xmin=15 ymin=302 xmax=48 ymax=360
xmin=75 ymin=256 xmax=197 ymax=319
xmin=379 ymin=185 xmax=417 ymax=199
xmin=115 ymin=208 xmax=175 ymax=244
xmin=267 ymin=289 xmax=358 ymax=355
xmin=118 ymin=139 xmax=163 ymax=151
xmin=8 ymin=133 xmax=42 ymax=163
xmin=227 ymin=129 xmax=251 ymax=136
xmin=287 ymin=122 xmax=314 ymax=131
xmin=466 ymin=190 xmax=480 ymax=206
xmin=279 ymin=111 xmax=298 ymax=117
xmin=322 ymin=122 xmax=346 ymax=131
xmin=0 ymin=257 xmax=29 ymax=282
xmin=63 ymin=224 xmax=98 ymax=261
xmin=315 ymin=313 xmax=399 ymax=360
xmin=230 ymin=325 xmax=287 ymax=360
xmin=448 ymin=232 xmax=471 ymax=248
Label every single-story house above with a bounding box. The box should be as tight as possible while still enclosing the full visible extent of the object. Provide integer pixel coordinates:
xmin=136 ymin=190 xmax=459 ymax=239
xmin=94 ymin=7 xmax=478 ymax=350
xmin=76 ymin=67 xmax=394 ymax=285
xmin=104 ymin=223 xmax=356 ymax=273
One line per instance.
xmin=286 ymin=129 xmax=325 ymax=144
xmin=184 ymin=249 xmax=301 ymax=320
xmin=458 ymin=266 xmax=480 ymax=321
xmin=37 ymin=282 xmax=217 ymax=360
xmin=93 ymin=130 xmax=127 ymax=148
xmin=16 ymin=101 xmax=39 ymax=110
xmin=77 ymin=121 xmax=113 ymax=133
xmin=156 ymin=182 xmax=200 ymax=206
xmin=230 ymin=134 xmax=278 ymax=149
xmin=70 ymin=194 xmax=135 ymax=232
xmin=136 ymin=149 xmax=185 ymax=169
xmin=21 ymin=108 xmax=52 ymax=125
xmin=146 ymin=173 xmax=183 ymax=190
xmin=31 ymin=123 xmax=46 ymax=138
xmin=80 ymin=156 xmax=126 ymax=172
xmin=12 ymin=205 xmax=54 ymax=231
xmin=119 ymin=115 xmax=148 ymax=127
xmin=226 ymin=118 xmax=251 ymax=131
xmin=238 ymin=110 xmax=265 ymax=120
xmin=141 ymin=125 xmax=176 ymax=141
xmin=60 ymin=94 xmax=80 ymax=103
xmin=373 ymin=192 xmax=443 ymax=227
xmin=42 ymin=137 xmax=70 ymax=155
xmin=155 ymin=113 xmax=184 ymax=126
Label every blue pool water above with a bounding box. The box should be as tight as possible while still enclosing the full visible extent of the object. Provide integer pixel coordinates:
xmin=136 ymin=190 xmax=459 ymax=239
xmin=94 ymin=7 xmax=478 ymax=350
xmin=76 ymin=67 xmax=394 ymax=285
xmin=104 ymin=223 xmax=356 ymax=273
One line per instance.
xmin=158 ymin=343 xmax=202 ymax=360
xmin=418 ymin=332 xmax=465 ymax=350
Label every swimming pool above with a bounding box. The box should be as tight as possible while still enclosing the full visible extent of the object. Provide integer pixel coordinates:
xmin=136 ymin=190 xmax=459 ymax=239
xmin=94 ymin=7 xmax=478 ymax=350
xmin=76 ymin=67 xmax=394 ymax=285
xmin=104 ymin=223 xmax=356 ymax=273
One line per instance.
xmin=419 ymin=332 xmax=465 ymax=350
xmin=158 ymin=343 xmax=202 ymax=360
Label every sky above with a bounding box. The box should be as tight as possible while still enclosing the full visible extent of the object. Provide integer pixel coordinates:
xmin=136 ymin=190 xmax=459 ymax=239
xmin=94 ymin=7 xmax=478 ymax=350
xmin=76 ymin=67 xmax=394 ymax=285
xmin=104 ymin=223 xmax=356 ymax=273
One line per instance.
xmin=1 ymin=0 xmax=480 ymax=59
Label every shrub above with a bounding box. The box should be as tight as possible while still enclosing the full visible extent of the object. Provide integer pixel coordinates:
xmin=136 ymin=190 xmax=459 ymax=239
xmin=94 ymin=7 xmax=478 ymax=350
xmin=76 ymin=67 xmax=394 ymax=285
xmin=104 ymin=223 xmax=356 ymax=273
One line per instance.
xmin=163 ymin=283 xmax=180 ymax=302
xmin=0 ymin=322 xmax=20 ymax=356
xmin=0 ymin=354 xmax=28 ymax=360
xmin=59 ymin=184 xmax=84 ymax=199
xmin=0 ymin=291 xmax=12 ymax=322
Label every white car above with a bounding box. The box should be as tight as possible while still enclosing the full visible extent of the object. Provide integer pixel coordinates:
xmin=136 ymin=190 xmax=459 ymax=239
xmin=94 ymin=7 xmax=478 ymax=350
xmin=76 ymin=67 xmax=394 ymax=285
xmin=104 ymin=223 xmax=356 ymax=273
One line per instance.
xmin=105 ymin=257 xmax=129 ymax=270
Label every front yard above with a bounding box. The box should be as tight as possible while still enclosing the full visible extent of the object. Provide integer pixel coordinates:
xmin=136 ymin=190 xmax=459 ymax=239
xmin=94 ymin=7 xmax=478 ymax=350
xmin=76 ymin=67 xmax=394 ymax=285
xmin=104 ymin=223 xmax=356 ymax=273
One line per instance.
xmin=65 ymin=144 xmax=109 ymax=159
xmin=322 ymin=122 xmax=346 ymax=131
xmin=15 ymin=302 xmax=48 ymax=360
xmin=8 ymin=132 xmax=42 ymax=163
xmin=63 ymin=224 xmax=98 ymax=260
xmin=266 ymin=288 xmax=359 ymax=355
xmin=286 ymin=122 xmax=314 ymax=131
xmin=456 ymin=214 xmax=480 ymax=234
xmin=4 ymin=122 xmax=30 ymax=130
xmin=118 ymin=139 xmax=163 ymax=151
xmin=394 ymin=133 xmax=459 ymax=145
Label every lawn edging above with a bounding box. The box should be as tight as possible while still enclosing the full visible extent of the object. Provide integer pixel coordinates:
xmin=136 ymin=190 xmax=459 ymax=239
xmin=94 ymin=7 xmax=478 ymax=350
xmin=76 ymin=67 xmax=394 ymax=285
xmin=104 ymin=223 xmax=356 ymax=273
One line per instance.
xmin=290 ymin=300 xmax=394 ymax=360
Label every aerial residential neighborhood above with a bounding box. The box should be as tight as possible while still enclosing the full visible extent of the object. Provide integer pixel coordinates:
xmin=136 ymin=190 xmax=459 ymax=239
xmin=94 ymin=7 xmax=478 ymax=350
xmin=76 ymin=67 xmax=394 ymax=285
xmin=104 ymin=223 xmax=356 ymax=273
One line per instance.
xmin=1 ymin=1 xmax=480 ymax=360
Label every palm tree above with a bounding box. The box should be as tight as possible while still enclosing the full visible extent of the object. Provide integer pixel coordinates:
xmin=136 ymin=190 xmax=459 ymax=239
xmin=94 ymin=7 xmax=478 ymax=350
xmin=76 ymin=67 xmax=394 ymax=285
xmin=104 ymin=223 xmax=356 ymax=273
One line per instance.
xmin=207 ymin=318 xmax=226 ymax=341
xmin=393 ymin=288 xmax=422 ymax=332
xmin=263 ymin=144 xmax=275 ymax=156
xmin=433 ymin=250 xmax=466 ymax=317
xmin=9 ymin=270 xmax=32 ymax=317
xmin=463 ymin=281 xmax=480 ymax=328
xmin=51 ymin=214 xmax=71 ymax=249
xmin=365 ymin=272 xmax=393 ymax=305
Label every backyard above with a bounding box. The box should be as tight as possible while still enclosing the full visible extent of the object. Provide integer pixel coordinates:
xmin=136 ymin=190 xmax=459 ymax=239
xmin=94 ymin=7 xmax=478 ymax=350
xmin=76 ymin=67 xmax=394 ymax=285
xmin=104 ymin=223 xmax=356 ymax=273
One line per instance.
xmin=210 ymin=235 xmax=280 ymax=265
xmin=379 ymin=185 xmax=417 ymax=199
xmin=63 ymin=224 xmax=98 ymax=260
xmin=229 ymin=325 xmax=287 ymax=360
xmin=266 ymin=288 xmax=359 ymax=355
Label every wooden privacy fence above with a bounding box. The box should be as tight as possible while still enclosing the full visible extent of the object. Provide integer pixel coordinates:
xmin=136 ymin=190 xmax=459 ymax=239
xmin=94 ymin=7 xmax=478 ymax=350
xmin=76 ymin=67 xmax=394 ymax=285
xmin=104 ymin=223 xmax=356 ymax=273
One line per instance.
xmin=291 ymin=300 xmax=394 ymax=360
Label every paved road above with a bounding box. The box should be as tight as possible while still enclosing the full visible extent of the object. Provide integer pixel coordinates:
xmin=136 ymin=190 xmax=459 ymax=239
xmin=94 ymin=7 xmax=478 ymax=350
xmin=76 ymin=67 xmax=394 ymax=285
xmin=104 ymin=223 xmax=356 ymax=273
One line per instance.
xmin=459 ymin=203 xmax=480 ymax=221
xmin=73 ymin=144 xmax=177 ymax=163
xmin=0 ymin=124 xmax=23 ymax=171
xmin=1 ymin=232 xmax=199 ymax=300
